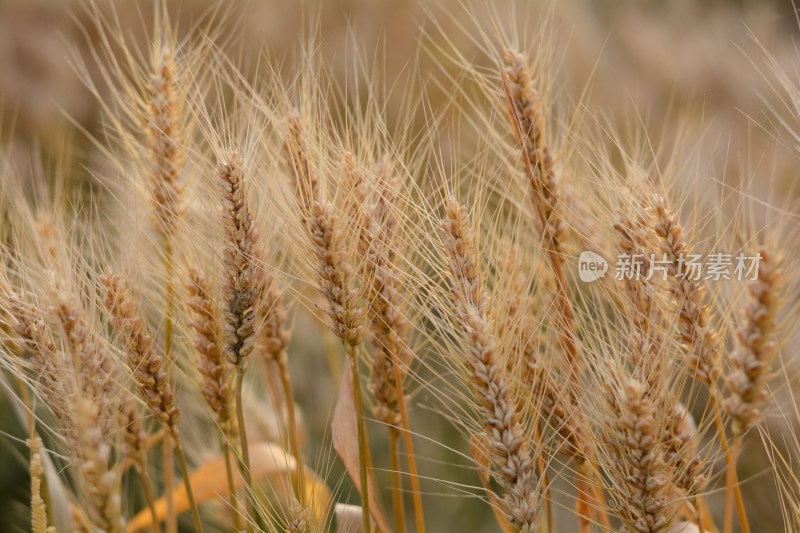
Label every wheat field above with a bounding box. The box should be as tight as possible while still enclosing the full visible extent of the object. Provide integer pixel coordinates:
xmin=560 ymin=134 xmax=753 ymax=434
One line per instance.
xmin=0 ymin=1 xmax=799 ymax=532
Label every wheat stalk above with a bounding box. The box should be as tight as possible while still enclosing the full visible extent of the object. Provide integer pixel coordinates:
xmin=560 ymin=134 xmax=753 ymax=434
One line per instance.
xmin=185 ymin=267 xmax=241 ymax=529
xmin=721 ymin=247 xmax=783 ymax=533
xmin=100 ymin=273 xmax=203 ymax=532
xmin=440 ymin=197 xmax=540 ymax=532
xmin=283 ymin=113 xmax=372 ymax=532
xmin=257 ymin=270 xmax=310 ymax=527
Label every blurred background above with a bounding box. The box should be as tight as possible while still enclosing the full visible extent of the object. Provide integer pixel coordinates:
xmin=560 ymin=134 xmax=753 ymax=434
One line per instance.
xmin=1 ymin=0 xmax=799 ymax=531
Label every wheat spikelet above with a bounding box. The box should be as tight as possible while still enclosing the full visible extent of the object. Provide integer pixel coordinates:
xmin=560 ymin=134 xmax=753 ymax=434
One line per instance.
xmin=284 ymin=111 xmax=319 ymax=220
xmin=664 ymin=403 xmax=707 ymax=496
xmin=5 ymin=293 xmax=74 ymax=428
xmin=72 ymin=396 xmax=125 ymax=533
xmin=119 ymin=391 xmax=149 ymax=463
xmin=307 ymin=200 xmax=367 ymax=348
xmin=614 ymin=202 xmax=668 ymax=378
xmin=350 ymin=158 xmax=411 ymax=427
xmin=440 ymin=197 xmax=540 ymax=531
xmin=258 ymin=275 xmax=291 ymax=367
xmin=610 ymin=194 xmax=711 ymax=510
xmin=288 ymin=498 xmax=311 ymax=533
xmin=52 ymin=295 xmax=119 ymax=429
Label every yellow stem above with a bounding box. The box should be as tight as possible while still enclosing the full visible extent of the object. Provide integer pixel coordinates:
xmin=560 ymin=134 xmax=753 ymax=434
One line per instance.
xmin=348 ymin=346 xmax=372 ymax=533
xmin=723 ymin=435 xmax=741 ymax=533
xmin=710 ymin=393 xmax=749 ymax=533
xmin=234 ymin=369 xmax=255 ymax=533
xmin=172 ymin=431 xmax=203 ymax=532
xmin=222 ymin=436 xmax=241 ymax=531
xmin=163 ymin=434 xmax=175 ymax=533
xmin=164 ymin=239 xmax=176 ymax=533
xmin=389 ymin=427 xmax=406 ymax=533
xmin=533 ymin=422 xmax=552 ymax=533
xmin=391 ymin=350 xmax=424 ymax=533
xmin=135 ymin=461 xmax=162 ymax=533
xmin=278 ymin=359 xmax=306 ymax=504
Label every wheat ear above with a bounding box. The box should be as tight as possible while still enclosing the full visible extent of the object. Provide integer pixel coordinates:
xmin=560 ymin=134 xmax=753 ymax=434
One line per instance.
xmin=721 ymin=248 xmax=782 ymax=533
xmin=100 ymin=274 xmax=203 ymax=532
xmin=185 ymin=267 xmax=241 ymax=528
xmin=441 ymin=197 xmax=540 ymax=531
xmin=284 ymin=115 xmax=371 ymax=532
xmin=502 ymin=50 xmax=578 ymax=377
xmin=502 ymin=50 xmax=613 ymax=529
xmin=722 ymin=248 xmax=783 ymax=434
xmin=348 ymin=155 xmax=425 ymax=533
xmin=651 ymin=196 xmax=720 ymax=385
xmin=7 ymin=293 xmax=125 ymax=533
xmin=616 ymin=204 xmax=709 ymax=524
xmin=284 ymin=111 xmax=319 ymax=220
xmin=216 ymin=151 xmax=267 ymax=532
xmin=603 ymin=369 xmax=671 ymax=533
xmin=146 ymin=46 xmax=184 ymax=239
xmin=307 ymin=199 xmax=371 ymax=531
xmin=650 ymin=195 xmax=747 ymax=530
xmin=145 ymin=43 xmax=185 ymax=533
xmin=498 ymin=250 xmax=554 ymax=531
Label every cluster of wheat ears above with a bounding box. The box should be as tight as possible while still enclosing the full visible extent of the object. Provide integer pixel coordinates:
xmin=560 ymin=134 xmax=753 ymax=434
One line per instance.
xmin=1 ymin=3 xmax=799 ymax=533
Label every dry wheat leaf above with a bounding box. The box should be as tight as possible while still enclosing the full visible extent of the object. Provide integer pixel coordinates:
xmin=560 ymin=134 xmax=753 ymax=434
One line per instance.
xmin=126 ymin=441 xmax=332 ymax=532
xmin=332 ymin=363 xmax=391 ymax=533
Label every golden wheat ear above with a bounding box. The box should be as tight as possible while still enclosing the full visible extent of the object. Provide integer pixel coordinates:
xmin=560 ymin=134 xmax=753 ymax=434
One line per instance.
xmin=439 ymin=197 xmax=541 ymax=530
xmin=100 ymin=273 xmax=203 ymax=532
